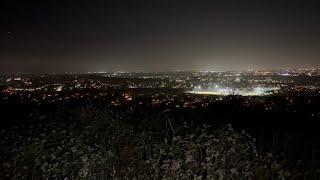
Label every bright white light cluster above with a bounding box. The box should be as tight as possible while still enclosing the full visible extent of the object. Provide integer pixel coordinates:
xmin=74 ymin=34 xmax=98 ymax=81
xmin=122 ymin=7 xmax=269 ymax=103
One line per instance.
xmin=187 ymin=86 xmax=279 ymax=96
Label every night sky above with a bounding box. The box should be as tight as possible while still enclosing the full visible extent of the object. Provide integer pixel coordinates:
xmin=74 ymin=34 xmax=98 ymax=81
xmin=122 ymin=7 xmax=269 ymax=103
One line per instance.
xmin=1 ymin=0 xmax=320 ymax=72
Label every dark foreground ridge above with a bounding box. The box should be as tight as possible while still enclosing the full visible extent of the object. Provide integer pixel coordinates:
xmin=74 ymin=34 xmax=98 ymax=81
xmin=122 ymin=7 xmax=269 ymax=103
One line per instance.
xmin=1 ymin=104 xmax=288 ymax=179
xmin=1 ymin=96 xmax=320 ymax=179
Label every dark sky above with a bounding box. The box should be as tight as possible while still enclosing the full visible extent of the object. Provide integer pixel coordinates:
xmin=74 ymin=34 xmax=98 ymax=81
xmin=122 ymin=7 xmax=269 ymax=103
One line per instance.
xmin=1 ymin=0 xmax=320 ymax=72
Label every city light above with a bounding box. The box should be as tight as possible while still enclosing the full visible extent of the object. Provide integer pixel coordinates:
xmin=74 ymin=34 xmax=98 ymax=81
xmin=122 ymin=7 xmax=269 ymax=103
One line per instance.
xmin=187 ymin=86 xmax=279 ymax=96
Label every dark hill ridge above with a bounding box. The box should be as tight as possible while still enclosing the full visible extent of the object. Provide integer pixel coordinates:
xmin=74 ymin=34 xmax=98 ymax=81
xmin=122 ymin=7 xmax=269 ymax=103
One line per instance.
xmin=1 ymin=95 xmax=320 ymax=179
